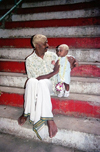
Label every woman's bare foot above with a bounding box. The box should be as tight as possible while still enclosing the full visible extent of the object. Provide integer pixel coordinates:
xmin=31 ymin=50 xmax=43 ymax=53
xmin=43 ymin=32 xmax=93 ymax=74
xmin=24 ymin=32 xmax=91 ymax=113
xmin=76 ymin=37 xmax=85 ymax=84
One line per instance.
xmin=47 ymin=120 xmax=58 ymax=138
xmin=18 ymin=115 xmax=27 ymax=126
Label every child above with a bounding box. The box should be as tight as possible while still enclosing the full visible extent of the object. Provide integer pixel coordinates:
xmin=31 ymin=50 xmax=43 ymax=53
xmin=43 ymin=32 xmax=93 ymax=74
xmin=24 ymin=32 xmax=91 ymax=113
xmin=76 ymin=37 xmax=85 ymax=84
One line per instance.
xmin=55 ymin=44 xmax=78 ymax=97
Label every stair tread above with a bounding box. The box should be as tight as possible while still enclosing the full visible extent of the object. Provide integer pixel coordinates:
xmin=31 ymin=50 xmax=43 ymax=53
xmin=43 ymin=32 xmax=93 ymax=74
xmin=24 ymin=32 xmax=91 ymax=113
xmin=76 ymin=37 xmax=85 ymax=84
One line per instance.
xmin=0 ymin=86 xmax=100 ymax=103
xmin=0 ymin=105 xmax=100 ymax=136
xmin=12 ymin=8 xmax=100 ymax=22
xmin=0 ymin=59 xmax=100 ymax=66
xmin=0 ymin=71 xmax=100 ymax=81
xmin=0 ymin=26 xmax=100 ymax=38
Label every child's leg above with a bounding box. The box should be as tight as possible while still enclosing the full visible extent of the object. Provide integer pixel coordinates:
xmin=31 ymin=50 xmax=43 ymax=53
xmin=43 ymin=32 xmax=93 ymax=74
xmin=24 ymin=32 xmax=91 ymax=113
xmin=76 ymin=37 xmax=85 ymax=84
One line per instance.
xmin=64 ymin=83 xmax=69 ymax=91
xmin=64 ymin=83 xmax=70 ymax=97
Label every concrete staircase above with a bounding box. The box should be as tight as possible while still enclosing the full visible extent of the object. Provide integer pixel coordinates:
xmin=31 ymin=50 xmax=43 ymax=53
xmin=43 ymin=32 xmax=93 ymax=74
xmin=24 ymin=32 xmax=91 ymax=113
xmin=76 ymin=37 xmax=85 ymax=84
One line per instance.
xmin=0 ymin=0 xmax=100 ymax=151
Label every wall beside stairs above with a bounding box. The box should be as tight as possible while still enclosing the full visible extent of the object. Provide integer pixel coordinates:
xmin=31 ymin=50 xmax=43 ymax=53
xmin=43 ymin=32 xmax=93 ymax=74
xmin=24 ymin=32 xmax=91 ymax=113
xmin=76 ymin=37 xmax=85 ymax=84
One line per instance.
xmin=0 ymin=0 xmax=100 ymax=119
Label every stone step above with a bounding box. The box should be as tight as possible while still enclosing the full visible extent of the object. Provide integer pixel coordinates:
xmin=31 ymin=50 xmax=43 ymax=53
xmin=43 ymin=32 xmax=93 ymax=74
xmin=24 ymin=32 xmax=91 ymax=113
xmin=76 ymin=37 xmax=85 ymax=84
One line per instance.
xmin=0 ymin=26 xmax=100 ymax=38
xmin=1 ymin=0 xmax=99 ymax=16
xmin=0 ymin=86 xmax=100 ymax=118
xmin=21 ymin=0 xmax=97 ymax=8
xmin=0 ymin=48 xmax=99 ymax=62
xmin=0 ymin=60 xmax=100 ymax=77
xmin=12 ymin=8 xmax=100 ymax=21
xmin=5 ymin=17 xmax=100 ymax=29
xmin=0 ymin=105 xmax=100 ymax=151
xmin=0 ymin=72 xmax=100 ymax=95
xmin=0 ymin=37 xmax=99 ymax=48
xmin=0 ymin=0 xmax=96 ymax=10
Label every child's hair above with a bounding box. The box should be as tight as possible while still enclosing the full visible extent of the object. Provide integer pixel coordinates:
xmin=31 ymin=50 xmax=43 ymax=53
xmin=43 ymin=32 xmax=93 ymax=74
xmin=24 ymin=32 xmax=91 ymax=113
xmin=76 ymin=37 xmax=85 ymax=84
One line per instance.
xmin=58 ymin=44 xmax=69 ymax=51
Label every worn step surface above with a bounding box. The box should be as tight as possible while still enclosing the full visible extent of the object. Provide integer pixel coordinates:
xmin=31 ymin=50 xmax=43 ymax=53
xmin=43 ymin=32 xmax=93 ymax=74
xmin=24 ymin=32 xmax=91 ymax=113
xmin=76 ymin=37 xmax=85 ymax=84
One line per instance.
xmin=0 ymin=26 xmax=100 ymax=38
xmin=12 ymin=8 xmax=100 ymax=21
xmin=21 ymin=0 xmax=98 ymax=8
xmin=0 ymin=86 xmax=100 ymax=118
xmin=5 ymin=17 xmax=100 ymax=29
xmin=0 ymin=0 xmax=97 ymax=10
xmin=1 ymin=0 xmax=99 ymax=15
xmin=0 ymin=105 xmax=100 ymax=152
xmin=0 ymin=72 xmax=100 ymax=95
xmin=0 ymin=48 xmax=99 ymax=62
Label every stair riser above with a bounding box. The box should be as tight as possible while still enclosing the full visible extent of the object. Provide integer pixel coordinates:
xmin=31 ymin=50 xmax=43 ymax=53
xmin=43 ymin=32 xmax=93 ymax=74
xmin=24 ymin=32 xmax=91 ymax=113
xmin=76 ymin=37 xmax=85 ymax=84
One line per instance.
xmin=0 ymin=92 xmax=100 ymax=118
xmin=5 ymin=17 xmax=100 ymax=29
xmin=0 ymin=48 xmax=99 ymax=62
xmin=0 ymin=76 xmax=100 ymax=95
xmin=0 ymin=61 xmax=100 ymax=77
xmin=0 ymin=38 xmax=100 ymax=48
xmin=12 ymin=8 xmax=100 ymax=21
xmin=0 ymin=26 xmax=100 ymax=38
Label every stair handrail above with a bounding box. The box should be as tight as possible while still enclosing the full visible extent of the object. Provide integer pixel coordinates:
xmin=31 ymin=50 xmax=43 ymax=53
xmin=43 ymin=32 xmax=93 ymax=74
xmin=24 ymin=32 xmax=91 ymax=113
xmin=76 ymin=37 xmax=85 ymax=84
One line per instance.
xmin=0 ymin=0 xmax=23 ymax=22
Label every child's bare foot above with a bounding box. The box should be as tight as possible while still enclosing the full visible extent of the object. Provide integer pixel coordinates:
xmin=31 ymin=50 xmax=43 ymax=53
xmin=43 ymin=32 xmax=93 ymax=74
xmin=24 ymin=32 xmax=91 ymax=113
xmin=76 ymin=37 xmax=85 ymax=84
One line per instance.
xmin=18 ymin=115 xmax=27 ymax=126
xmin=47 ymin=120 xmax=58 ymax=138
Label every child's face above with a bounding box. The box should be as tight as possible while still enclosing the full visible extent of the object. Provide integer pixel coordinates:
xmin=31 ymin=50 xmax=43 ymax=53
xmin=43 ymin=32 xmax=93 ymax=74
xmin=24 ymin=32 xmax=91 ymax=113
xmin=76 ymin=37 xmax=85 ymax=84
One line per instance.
xmin=57 ymin=47 xmax=68 ymax=57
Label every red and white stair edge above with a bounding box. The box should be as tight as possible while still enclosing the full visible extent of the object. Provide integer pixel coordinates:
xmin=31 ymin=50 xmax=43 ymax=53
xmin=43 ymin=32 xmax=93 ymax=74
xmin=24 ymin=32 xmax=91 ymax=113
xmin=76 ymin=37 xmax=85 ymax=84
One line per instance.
xmin=12 ymin=8 xmax=100 ymax=21
xmin=0 ymin=105 xmax=100 ymax=151
xmin=0 ymin=48 xmax=100 ymax=62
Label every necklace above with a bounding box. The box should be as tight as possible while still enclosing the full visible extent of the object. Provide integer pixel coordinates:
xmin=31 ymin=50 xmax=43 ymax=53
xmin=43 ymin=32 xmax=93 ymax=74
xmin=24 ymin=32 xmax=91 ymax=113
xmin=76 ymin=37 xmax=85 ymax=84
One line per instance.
xmin=59 ymin=56 xmax=68 ymax=82
xmin=55 ymin=56 xmax=68 ymax=91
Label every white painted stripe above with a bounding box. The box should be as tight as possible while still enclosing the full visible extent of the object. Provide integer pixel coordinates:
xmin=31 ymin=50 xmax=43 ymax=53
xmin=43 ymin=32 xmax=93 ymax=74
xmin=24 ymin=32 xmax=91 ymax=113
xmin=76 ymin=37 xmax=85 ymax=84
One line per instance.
xmin=0 ymin=26 xmax=100 ymax=38
xmin=0 ymin=48 xmax=100 ymax=62
xmin=0 ymin=75 xmax=27 ymax=88
xmin=22 ymin=0 xmax=95 ymax=8
xmin=0 ymin=48 xmax=33 ymax=60
xmin=12 ymin=8 xmax=100 ymax=21
xmin=0 ymin=117 xmax=100 ymax=151
xmin=0 ymin=74 xmax=100 ymax=95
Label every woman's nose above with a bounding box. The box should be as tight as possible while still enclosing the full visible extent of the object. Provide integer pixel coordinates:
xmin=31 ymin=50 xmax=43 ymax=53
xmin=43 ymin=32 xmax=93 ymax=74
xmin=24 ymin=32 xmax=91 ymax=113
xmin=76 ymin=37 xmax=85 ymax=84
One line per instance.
xmin=46 ymin=43 xmax=49 ymax=47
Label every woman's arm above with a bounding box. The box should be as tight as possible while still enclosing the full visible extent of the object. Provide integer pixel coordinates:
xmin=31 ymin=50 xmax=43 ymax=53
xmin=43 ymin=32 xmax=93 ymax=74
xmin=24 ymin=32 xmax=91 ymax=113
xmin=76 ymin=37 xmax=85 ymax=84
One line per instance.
xmin=36 ymin=60 xmax=59 ymax=80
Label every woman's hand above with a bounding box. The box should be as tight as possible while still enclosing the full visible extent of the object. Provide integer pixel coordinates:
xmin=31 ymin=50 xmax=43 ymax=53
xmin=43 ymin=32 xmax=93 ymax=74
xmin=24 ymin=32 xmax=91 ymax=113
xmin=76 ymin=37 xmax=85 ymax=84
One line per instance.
xmin=53 ymin=60 xmax=60 ymax=74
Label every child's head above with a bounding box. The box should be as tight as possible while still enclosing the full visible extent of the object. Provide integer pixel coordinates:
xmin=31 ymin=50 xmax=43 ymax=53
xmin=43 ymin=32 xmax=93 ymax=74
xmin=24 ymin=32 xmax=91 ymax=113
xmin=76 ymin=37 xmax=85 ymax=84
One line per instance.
xmin=56 ymin=44 xmax=69 ymax=57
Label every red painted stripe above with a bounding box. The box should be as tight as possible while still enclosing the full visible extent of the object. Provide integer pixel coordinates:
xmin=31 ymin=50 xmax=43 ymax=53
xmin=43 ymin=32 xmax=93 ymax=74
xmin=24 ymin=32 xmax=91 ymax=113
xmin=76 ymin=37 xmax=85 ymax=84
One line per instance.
xmin=71 ymin=64 xmax=100 ymax=77
xmin=0 ymin=61 xmax=26 ymax=73
xmin=52 ymin=98 xmax=100 ymax=118
xmin=0 ymin=1 xmax=99 ymax=15
xmin=5 ymin=17 xmax=100 ymax=29
xmin=0 ymin=92 xmax=24 ymax=108
xmin=0 ymin=37 xmax=100 ymax=48
xmin=0 ymin=61 xmax=100 ymax=77
xmin=0 ymin=92 xmax=100 ymax=118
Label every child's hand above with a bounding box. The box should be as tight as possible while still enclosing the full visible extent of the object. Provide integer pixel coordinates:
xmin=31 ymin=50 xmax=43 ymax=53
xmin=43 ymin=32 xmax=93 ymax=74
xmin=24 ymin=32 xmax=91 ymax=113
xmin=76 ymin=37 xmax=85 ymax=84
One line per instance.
xmin=53 ymin=60 xmax=60 ymax=74
xmin=51 ymin=60 xmax=55 ymax=65
xmin=74 ymin=61 xmax=79 ymax=67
